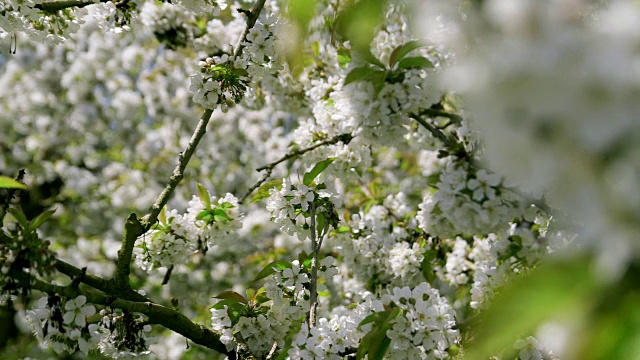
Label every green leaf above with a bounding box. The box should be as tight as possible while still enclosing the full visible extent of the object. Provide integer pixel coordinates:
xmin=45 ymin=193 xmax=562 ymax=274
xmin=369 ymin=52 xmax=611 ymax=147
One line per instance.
xmin=213 ymin=291 xmax=248 ymax=304
xmin=250 ymin=179 xmax=283 ymax=203
xmin=357 ymin=308 xmax=401 ymax=360
xmin=421 ymin=250 xmax=437 ymax=283
xmin=396 ymin=56 xmax=434 ymax=70
xmin=253 ymin=260 xmax=293 ymax=282
xmin=465 ymin=257 xmax=600 ymax=360
xmin=196 ymin=210 xmax=212 ymax=221
xmin=8 ymin=207 xmax=29 ymax=229
xmin=213 ymin=208 xmax=231 ymax=222
xmin=336 ymin=0 xmax=386 ymax=52
xmin=218 ymin=202 xmax=236 ymax=210
xmin=358 ymin=312 xmax=386 ymax=329
xmin=30 ymin=209 xmax=56 ymax=230
xmin=337 ymin=47 xmax=351 ymax=68
xmin=159 ymin=206 xmax=167 ymax=224
xmin=0 ymin=176 xmax=26 ymax=189
xmin=197 ymin=183 xmax=211 ymax=208
xmin=336 ymin=225 xmax=350 ymax=233
xmin=289 ymin=0 xmax=318 ymax=34
xmin=344 ymin=67 xmax=386 ymax=86
xmin=297 ymin=250 xmax=309 ymax=264
xmin=303 ymin=158 xmax=336 ymax=186
xmin=348 ymin=49 xmax=386 ymax=69
xmin=388 ymin=40 xmax=428 ymax=68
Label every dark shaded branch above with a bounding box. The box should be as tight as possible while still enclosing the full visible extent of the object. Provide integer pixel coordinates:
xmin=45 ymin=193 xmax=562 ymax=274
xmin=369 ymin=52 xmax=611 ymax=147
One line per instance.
xmin=114 ymin=214 xmax=144 ymax=289
xmin=240 ymin=133 xmax=353 ymax=203
xmin=54 ymin=259 xmax=147 ymax=302
xmin=35 ymin=0 xmax=107 ymax=12
xmin=30 ymin=278 xmax=231 ymax=355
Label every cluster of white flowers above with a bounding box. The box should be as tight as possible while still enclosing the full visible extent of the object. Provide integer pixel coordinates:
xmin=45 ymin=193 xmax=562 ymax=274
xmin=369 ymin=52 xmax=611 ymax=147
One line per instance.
xmin=441 ymin=0 xmax=640 ymax=272
xmin=210 ymin=256 xmax=338 ymax=357
xmin=417 ymin=162 xmax=520 ymax=238
xmin=190 ymin=54 xmax=248 ymax=111
xmin=174 ymin=0 xmax=226 ymax=17
xmin=239 ymin=12 xmax=286 ymax=79
xmin=134 ymin=193 xmax=242 ymax=272
xmin=89 ymin=308 xmax=154 ymax=358
xmin=25 ymin=295 xmax=96 ymax=355
xmin=266 ymin=178 xmax=337 ymax=240
xmin=26 ymin=295 xmax=152 ymax=357
xmin=140 ymin=1 xmax=194 ymax=48
xmin=0 ymin=0 xmax=67 ymax=42
xmin=334 ymin=193 xmax=425 ymax=288
xmin=382 ymin=283 xmax=459 ymax=359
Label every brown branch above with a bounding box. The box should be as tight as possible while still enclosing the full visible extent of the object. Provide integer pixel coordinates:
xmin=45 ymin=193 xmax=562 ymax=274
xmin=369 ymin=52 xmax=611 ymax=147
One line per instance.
xmin=240 ymin=133 xmax=354 ymax=203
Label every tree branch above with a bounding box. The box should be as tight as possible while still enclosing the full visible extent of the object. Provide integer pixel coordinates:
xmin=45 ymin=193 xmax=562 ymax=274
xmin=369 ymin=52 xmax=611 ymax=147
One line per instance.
xmin=35 ymin=0 xmax=107 ymax=12
xmin=140 ymin=109 xmax=214 ymax=230
xmin=308 ymin=202 xmax=318 ymax=328
xmin=240 ymin=133 xmax=353 ymax=203
xmin=54 ymin=259 xmax=148 ymax=302
xmin=233 ymin=0 xmax=267 ymax=58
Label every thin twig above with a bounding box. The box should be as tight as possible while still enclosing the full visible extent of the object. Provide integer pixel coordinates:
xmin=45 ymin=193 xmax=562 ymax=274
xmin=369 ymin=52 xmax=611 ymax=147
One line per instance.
xmin=140 ymin=109 xmax=214 ymax=230
xmin=309 ymin=201 xmax=318 ymax=328
xmin=233 ymin=0 xmax=267 ymax=58
xmin=411 ymin=111 xmax=553 ymax=215
xmin=240 ymin=133 xmax=353 ymax=203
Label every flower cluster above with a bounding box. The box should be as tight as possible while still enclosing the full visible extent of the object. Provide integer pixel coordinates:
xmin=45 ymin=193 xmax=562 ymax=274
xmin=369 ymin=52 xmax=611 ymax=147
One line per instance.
xmin=417 ymin=162 xmax=520 ymax=238
xmin=27 ymin=297 xmax=153 ymax=358
xmin=91 ymin=308 xmax=154 ymax=358
xmin=382 ymin=283 xmax=460 ymax=359
xmin=266 ymin=178 xmax=338 ymax=240
xmin=334 ymin=193 xmax=426 ymax=288
xmin=25 ymin=295 xmax=96 ymax=355
xmin=190 ymin=55 xmax=249 ymax=111
xmin=140 ymin=1 xmax=194 ymax=49
xmin=210 ymin=256 xmax=338 ymax=357
xmin=0 ymin=0 xmax=80 ymax=43
xmin=134 ymin=191 xmax=242 ymax=272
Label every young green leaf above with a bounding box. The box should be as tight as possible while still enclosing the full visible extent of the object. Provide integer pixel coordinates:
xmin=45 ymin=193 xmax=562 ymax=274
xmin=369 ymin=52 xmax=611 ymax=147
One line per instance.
xmin=159 ymin=206 xmax=167 ymax=224
xmin=30 ymin=209 xmax=56 ymax=231
xmin=303 ymin=158 xmax=336 ymax=186
xmin=197 ymin=183 xmax=211 ymax=208
xmin=388 ymin=40 xmax=428 ymax=68
xmin=344 ymin=67 xmax=386 ymax=86
xmin=396 ymin=56 xmax=434 ymax=70
xmin=213 ymin=291 xmax=248 ymax=304
xmin=8 ymin=207 xmax=29 ymax=229
xmin=250 ymin=179 xmax=284 ymax=203
xmin=0 ymin=176 xmax=27 ymax=189
xmin=253 ymin=260 xmax=293 ymax=282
